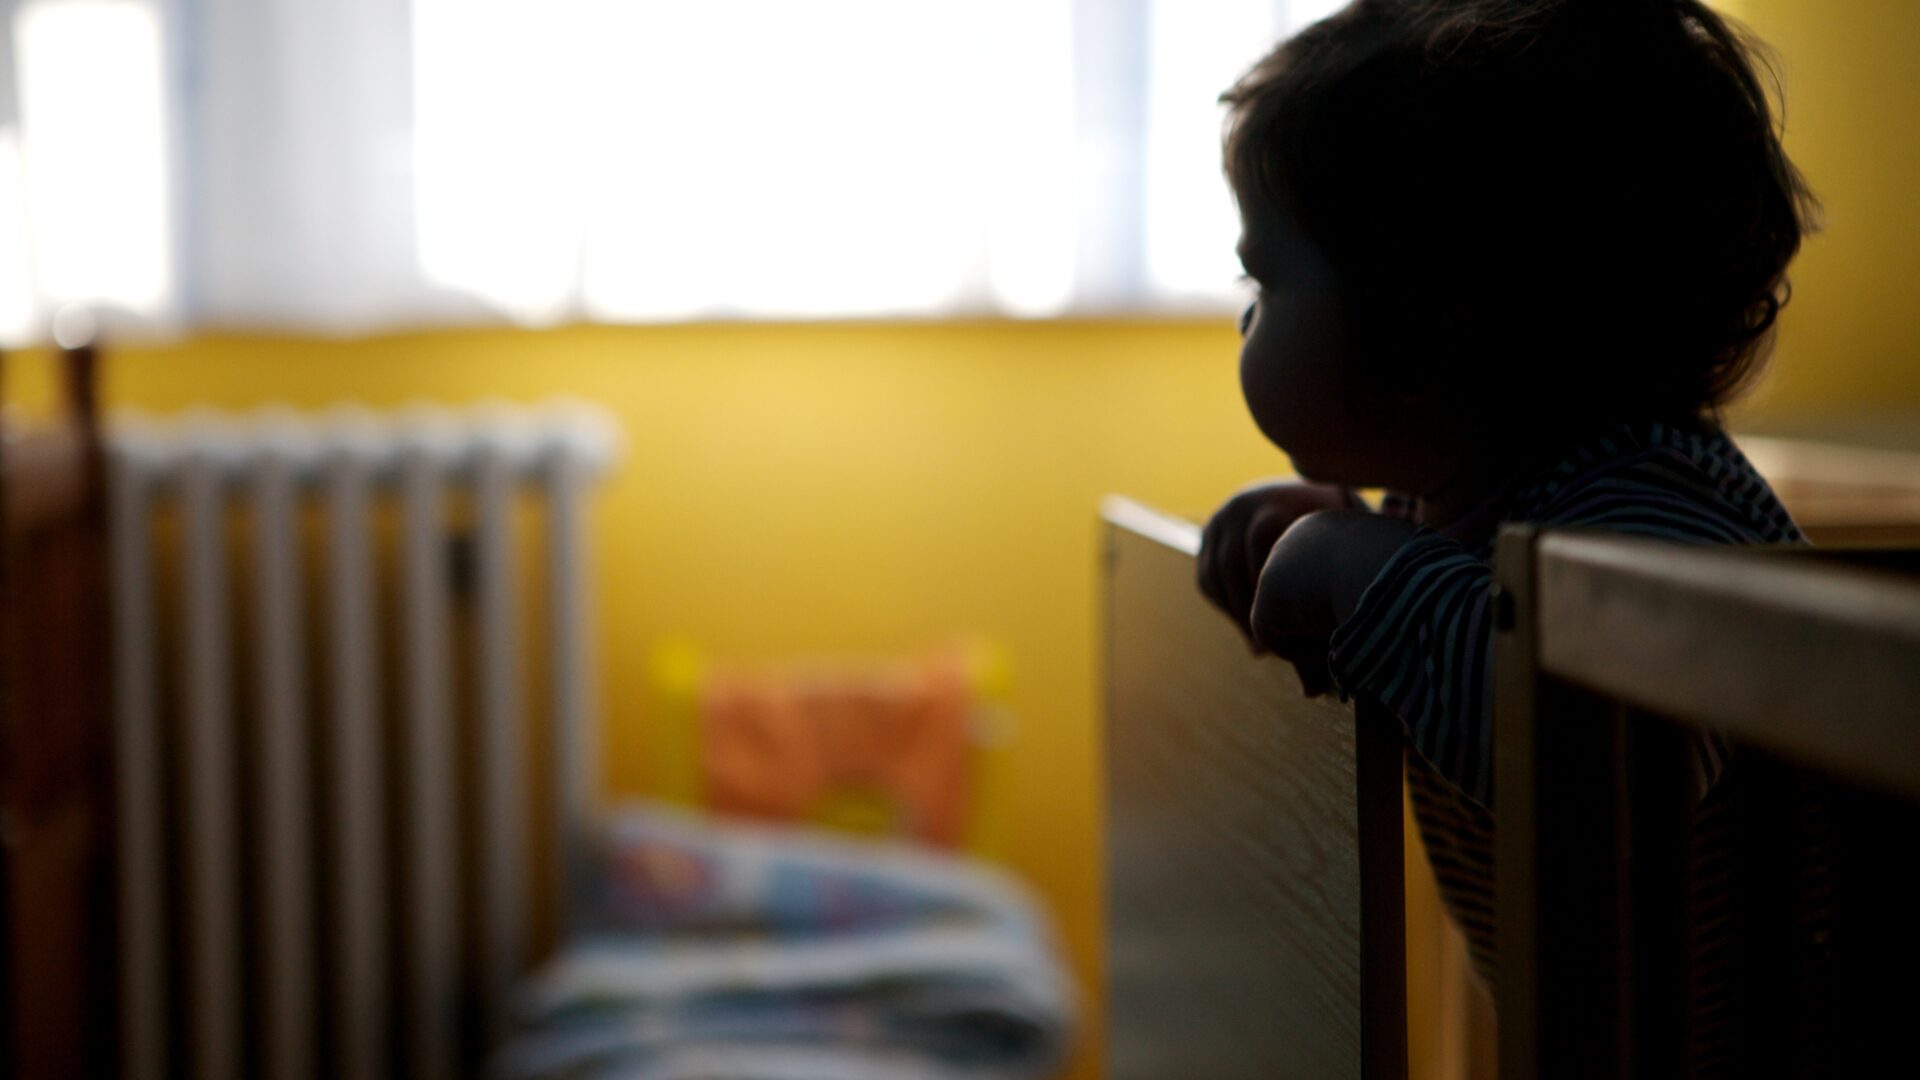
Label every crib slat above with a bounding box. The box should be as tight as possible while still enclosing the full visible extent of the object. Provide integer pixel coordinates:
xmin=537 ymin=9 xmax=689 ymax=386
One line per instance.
xmin=473 ymin=443 xmax=526 ymax=1044
xmin=399 ymin=438 xmax=459 ymax=1080
xmin=323 ymin=440 xmax=390 ymax=1079
xmin=178 ymin=449 xmax=244 ymax=1080
xmin=249 ymin=445 xmax=317 ymax=1080
xmin=107 ymin=449 xmax=167 ymax=1080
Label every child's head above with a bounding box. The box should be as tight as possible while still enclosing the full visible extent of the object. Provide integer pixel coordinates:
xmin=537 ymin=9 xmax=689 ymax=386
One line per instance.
xmin=1223 ymin=0 xmax=1816 ymax=487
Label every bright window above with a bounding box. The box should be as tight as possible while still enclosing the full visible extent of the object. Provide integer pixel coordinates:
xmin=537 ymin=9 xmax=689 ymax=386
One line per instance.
xmin=0 ymin=0 xmax=1345 ymax=338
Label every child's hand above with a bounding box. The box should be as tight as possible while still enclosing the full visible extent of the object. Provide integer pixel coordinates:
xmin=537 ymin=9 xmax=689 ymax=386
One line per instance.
xmin=1250 ymin=510 xmax=1421 ymax=696
xmin=1197 ymin=479 xmax=1358 ymax=646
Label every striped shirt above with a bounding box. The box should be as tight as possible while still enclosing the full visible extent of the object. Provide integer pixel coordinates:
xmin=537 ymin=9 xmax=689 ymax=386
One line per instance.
xmin=1327 ymin=420 xmax=1805 ymax=992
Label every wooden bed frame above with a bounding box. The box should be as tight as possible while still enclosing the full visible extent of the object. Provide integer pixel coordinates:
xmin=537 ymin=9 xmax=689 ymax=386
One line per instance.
xmin=1494 ymin=530 xmax=1920 ymax=1079
xmin=0 ymin=345 xmax=116 ymax=1079
xmin=1103 ymin=496 xmax=1407 ymax=1080
xmin=1105 ymin=444 xmax=1920 ymax=1079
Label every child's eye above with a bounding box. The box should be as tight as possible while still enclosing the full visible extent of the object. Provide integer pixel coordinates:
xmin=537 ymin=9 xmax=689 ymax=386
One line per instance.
xmin=1238 ymin=300 xmax=1258 ymax=336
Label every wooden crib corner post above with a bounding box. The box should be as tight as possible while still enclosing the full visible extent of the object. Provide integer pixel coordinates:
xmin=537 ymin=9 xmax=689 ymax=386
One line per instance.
xmin=1494 ymin=527 xmax=1639 ymax=1080
xmin=1 ymin=344 xmax=9 ymax=1080
xmin=1356 ymin=698 xmax=1410 ymax=1080
xmin=1493 ymin=525 xmax=1541 ymax=1080
xmin=60 ymin=339 xmax=117 ymax=1080
xmin=1 ymin=341 xmax=118 ymax=1080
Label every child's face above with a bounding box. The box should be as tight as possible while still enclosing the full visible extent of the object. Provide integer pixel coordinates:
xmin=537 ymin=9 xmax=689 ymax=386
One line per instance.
xmin=1235 ymin=198 xmax=1463 ymax=494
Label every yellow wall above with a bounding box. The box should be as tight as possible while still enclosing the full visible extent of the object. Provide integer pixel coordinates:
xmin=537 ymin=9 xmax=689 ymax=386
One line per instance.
xmin=4 ymin=6 xmax=1915 ymax=1079
xmin=1724 ymin=0 xmax=1920 ymax=432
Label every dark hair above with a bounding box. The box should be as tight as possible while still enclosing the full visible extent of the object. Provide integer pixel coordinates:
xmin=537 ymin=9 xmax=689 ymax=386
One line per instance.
xmin=1222 ymin=0 xmax=1817 ymax=433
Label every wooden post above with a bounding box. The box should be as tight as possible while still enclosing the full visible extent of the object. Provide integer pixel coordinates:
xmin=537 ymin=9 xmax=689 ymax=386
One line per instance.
xmin=1495 ymin=525 xmax=1631 ymax=1080
xmin=0 ymin=342 xmax=118 ymax=1078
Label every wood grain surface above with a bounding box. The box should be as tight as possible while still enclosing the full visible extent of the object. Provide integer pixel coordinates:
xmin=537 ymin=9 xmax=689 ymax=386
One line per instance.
xmin=1105 ymin=500 xmax=1404 ymax=1080
xmin=1534 ymin=533 xmax=1920 ymax=800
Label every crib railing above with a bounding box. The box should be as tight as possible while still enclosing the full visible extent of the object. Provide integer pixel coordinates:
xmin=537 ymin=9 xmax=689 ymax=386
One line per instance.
xmin=106 ymin=404 xmax=617 ymax=1080
xmin=1740 ymin=436 xmax=1920 ymax=546
xmin=1102 ymin=496 xmax=1408 ymax=1080
xmin=1105 ymin=478 xmax=1920 ymax=1080
xmin=1493 ymin=531 xmax=1920 ymax=1079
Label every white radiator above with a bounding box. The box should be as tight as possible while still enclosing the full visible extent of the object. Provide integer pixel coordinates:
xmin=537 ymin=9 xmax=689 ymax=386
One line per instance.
xmin=106 ymin=402 xmax=619 ymax=1080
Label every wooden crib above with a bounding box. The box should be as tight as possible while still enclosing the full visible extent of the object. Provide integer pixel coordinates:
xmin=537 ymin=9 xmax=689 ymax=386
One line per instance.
xmin=0 ymin=343 xmax=116 ymax=1078
xmin=1493 ymin=530 xmax=1920 ymax=1078
xmin=1104 ymin=496 xmax=1407 ymax=1080
xmin=1104 ymin=440 xmax=1920 ymax=1079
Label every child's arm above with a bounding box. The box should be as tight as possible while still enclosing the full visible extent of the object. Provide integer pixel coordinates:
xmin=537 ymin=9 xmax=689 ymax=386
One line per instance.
xmin=1196 ymin=480 xmax=1366 ymax=646
xmin=1257 ymin=448 xmax=1778 ymax=812
xmin=1243 ymin=509 xmax=1430 ymax=703
xmin=1248 ymin=510 xmax=1425 ymax=639
xmin=1254 ymin=513 xmax=1501 ymax=806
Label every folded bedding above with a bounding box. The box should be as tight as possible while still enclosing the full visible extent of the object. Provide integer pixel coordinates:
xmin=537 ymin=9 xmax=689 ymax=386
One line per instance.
xmin=492 ymin=803 xmax=1075 ymax=1080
